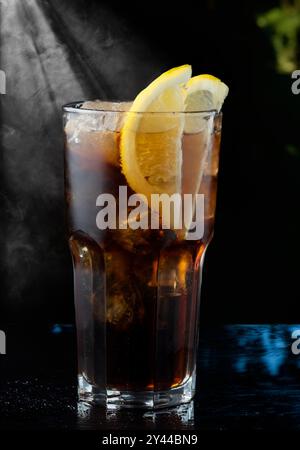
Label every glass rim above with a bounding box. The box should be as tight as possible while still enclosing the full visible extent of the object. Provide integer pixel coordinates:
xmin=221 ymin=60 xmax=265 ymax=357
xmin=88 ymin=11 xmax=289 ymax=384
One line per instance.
xmin=62 ymin=100 xmax=220 ymax=115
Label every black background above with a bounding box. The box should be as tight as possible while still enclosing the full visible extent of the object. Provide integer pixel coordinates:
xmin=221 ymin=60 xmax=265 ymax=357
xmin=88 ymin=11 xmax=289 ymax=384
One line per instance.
xmin=1 ymin=0 xmax=299 ymax=326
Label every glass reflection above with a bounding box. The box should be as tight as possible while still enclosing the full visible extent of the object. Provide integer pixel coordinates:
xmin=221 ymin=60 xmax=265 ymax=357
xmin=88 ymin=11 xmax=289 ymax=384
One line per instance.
xmin=77 ymin=400 xmax=194 ymax=430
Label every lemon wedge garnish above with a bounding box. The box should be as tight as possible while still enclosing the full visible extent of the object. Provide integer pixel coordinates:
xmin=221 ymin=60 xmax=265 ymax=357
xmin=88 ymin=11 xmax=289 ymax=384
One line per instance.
xmin=120 ymin=65 xmax=192 ymax=200
xmin=120 ymin=67 xmax=229 ymax=238
xmin=184 ymin=74 xmax=229 ymax=112
xmin=181 ymin=74 xmax=228 ymax=232
xmin=183 ymin=74 xmax=229 ymax=133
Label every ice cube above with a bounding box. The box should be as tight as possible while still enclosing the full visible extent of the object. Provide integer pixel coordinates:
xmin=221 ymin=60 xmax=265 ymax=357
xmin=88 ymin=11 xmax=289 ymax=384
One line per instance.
xmin=106 ymin=283 xmax=145 ymax=331
xmin=105 ymin=251 xmax=145 ymax=330
xmin=64 ymin=112 xmax=99 ymax=142
xmin=80 ymin=100 xmax=132 ymax=132
xmin=111 ymin=225 xmax=177 ymax=254
xmin=65 ymin=101 xmax=131 ymax=142
xmin=111 ymin=227 xmax=152 ymax=254
xmin=81 ymin=100 xmax=132 ymax=112
xmin=158 ymin=248 xmax=193 ymax=293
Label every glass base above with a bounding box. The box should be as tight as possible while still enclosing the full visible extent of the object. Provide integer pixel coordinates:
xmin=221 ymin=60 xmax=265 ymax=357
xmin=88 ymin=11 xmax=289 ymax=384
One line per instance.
xmin=78 ymin=372 xmax=196 ymax=410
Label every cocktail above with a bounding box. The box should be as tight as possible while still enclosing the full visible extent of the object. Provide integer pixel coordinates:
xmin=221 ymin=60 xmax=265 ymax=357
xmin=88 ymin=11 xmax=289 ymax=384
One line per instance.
xmin=63 ymin=65 xmax=228 ymax=409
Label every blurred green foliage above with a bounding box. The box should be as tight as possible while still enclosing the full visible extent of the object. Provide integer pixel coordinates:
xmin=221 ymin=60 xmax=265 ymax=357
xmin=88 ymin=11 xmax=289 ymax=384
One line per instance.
xmin=257 ymin=0 xmax=300 ymax=73
xmin=285 ymin=143 xmax=300 ymax=157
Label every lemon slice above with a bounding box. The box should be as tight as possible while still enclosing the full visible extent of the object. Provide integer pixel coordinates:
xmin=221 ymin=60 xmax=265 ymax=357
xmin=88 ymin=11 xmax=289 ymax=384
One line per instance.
xmin=184 ymin=74 xmax=229 ymax=112
xmin=183 ymin=74 xmax=229 ymax=134
xmin=120 ymin=65 xmax=192 ymax=200
xmin=180 ymin=74 xmax=228 ymax=238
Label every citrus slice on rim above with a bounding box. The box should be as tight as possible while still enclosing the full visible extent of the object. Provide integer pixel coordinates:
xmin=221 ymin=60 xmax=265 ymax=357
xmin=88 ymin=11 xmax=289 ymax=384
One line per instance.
xmin=184 ymin=74 xmax=229 ymax=112
xmin=183 ymin=74 xmax=229 ymax=133
xmin=120 ymin=65 xmax=192 ymax=200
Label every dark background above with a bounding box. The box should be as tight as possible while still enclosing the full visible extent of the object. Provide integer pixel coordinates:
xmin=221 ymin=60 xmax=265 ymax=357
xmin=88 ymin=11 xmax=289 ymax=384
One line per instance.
xmin=1 ymin=0 xmax=299 ymax=326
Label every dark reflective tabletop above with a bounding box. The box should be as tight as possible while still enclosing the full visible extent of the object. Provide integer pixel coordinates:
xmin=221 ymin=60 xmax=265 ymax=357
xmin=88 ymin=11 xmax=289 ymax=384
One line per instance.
xmin=1 ymin=324 xmax=300 ymax=431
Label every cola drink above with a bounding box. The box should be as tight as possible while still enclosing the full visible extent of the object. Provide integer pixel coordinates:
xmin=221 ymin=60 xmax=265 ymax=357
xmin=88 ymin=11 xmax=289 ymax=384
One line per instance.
xmin=64 ymin=100 xmax=222 ymax=408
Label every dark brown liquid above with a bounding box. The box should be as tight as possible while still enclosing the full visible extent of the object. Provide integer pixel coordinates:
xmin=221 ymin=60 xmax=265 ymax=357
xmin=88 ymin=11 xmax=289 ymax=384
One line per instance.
xmin=65 ymin=127 xmax=219 ymax=392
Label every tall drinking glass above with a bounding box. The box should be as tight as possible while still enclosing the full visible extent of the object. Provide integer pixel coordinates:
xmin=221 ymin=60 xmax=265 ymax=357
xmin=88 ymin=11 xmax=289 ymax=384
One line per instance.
xmin=63 ymin=101 xmax=222 ymax=409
